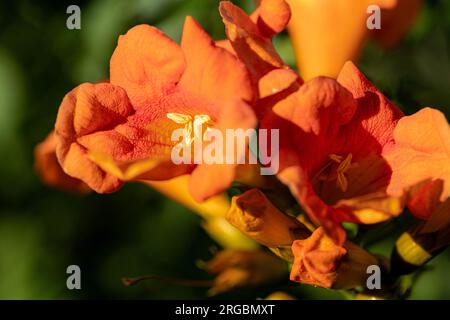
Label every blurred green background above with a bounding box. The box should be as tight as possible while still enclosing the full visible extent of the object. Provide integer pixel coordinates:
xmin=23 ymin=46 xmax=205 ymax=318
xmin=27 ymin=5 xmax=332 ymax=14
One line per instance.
xmin=0 ymin=0 xmax=449 ymax=299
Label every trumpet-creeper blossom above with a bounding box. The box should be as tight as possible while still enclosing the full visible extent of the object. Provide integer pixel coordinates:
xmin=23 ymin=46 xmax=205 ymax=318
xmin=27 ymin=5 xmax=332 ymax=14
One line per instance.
xmin=261 ymin=62 xmax=404 ymax=244
xmin=54 ymin=17 xmax=257 ymax=201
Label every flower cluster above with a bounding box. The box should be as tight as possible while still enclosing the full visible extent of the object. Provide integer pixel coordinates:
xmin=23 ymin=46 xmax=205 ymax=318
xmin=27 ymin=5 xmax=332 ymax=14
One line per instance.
xmin=35 ymin=0 xmax=449 ymax=297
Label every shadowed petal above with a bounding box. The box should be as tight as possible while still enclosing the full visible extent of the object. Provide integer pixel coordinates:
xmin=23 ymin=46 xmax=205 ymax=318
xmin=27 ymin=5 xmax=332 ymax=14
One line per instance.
xmin=387 ymin=108 xmax=450 ymax=218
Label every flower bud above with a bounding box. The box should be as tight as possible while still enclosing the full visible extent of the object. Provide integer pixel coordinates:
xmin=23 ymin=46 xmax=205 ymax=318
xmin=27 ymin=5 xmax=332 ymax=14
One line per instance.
xmin=226 ymin=188 xmax=309 ymax=247
xmin=147 ymin=176 xmax=258 ymax=250
xmin=205 ymin=250 xmax=286 ymax=296
xmin=290 ymin=227 xmax=379 ymax=289
xmin=391 ymin=199 xmax=450 ymax=276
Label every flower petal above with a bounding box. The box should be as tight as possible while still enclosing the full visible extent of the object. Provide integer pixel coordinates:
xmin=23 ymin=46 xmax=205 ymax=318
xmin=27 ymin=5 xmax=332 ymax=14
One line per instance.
xmin=386 ymin=108 xmax=450 ymax=216
xmin=219 ymin=1 xmax=285 ymax=79
xmin=252 ymin=0 xmax=291 ymax=38
xmin=34 ymin=131 xmax=91 ymax=193
xmin=54 ymin=83 xmax=132 ymax=193
xmin=337 ymin=61 xmax=404 ymax=152
xmin=110 ymin=24 xmax=186 ymax=108
xmin=179 ymin=16 xmax=254 ymax=103
xmin=189 ymin=99 xmax=257 ymax=202
xmin=407 ymin=179 xmax=444 ymax=220
xmin=258 ymin=68 xmax=299 ymax=99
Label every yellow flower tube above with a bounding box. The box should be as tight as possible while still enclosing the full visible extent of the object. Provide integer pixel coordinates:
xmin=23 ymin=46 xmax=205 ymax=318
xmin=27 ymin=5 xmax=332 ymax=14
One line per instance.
xmin=146 ymin=175 xmax=258 ymax=250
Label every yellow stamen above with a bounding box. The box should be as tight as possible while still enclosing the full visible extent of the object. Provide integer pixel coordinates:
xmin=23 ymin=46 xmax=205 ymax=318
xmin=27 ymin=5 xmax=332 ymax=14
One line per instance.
xmin=329 ymin=153 xmax=353 ymax=192
xmin=166 ymin=113 xmax=192 ymax=124
xmin=329 ymin=154 xmax=343 ymax=163
xmin=167 ymin=113 xmax=212 ymax=145
xmin=193 ymin=115 xmax=213 ymax=140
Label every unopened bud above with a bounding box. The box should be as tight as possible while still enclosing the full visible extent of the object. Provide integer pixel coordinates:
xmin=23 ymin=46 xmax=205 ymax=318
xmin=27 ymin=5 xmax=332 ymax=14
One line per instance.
xmin=226 ymin=188 xmax=309 ymax=247
xmin=205 ymin=250 xmax=286 ymax=296
xmin=290 ymin=227 xmax=379 ymax=289
xmin=391 ymin=199 xmax=450 ymax=276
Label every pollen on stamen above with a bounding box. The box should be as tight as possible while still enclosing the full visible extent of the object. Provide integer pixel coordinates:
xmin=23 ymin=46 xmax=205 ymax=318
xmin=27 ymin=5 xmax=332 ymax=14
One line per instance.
xmin=328 ymin=153 xmax=353 ymax=192
xmin=166 ymin=113 xmax=192 ymax=124
xmin=167 ymin=113 xmax=213 ymax=145
xmin=329 ymin=154 xmax=343 ymax=163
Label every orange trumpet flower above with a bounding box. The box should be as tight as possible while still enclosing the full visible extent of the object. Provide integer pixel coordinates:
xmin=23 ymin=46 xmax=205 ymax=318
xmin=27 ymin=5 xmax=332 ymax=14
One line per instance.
xmin=34 ymin=134 xmax=257 ymax=249
xmin=261 ymin=62 xmax=404 ymax=244
xmin=54 ymin=17 xmax=257 ymax=201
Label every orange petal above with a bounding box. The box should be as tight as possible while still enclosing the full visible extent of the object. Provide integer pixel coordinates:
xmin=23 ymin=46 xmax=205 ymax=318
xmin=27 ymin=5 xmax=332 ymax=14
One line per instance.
xmin=335 ymin=192 xmax=403 ymax=224
xmin=55 ymin=83 xmax=131 ymax=193
xmin=407 ymin=180 xmax=444 ymax=220
xmin=258 ymin=68 xmax=299 ymax=99
xmin=189 ymin=99 xmax=257 ymax=202
xmin=386 ymin=108 xmax=450 ymax=215
xmin=273 ymin=77 xmax=356 ymax=137
xmin=215 ymin=39 xmax=236 ymax=55
xmin=265 ymin=76 xmax=357 ymax=177
xmin=179 ymin=16 xmax=254 ymax=103
xmin=34 ymin=131 xmax=91 ymax=194
xmin=72 ymin=83 xmax=133 ymax=136
xmin=57 ymin=140 xmax=123 ymax=193
xmin=219 ymin=1 xmax=285 ymax=79
xmin=87 ymin=150 xmax=194 ymax=182
xmin=78 ymin=110 xmax=195 ymax=181
xmin=110 ymin=24 xmax=186 ymax=108
xmin=252 ymin=0 xmax=291 ymax=38
xmin=337 ymin=61 xmax=404 ymax=150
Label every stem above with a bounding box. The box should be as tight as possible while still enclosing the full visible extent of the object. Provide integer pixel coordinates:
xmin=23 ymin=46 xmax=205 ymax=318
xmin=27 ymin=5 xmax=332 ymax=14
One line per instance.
xmin=122 ymin=275 xmax=214 ymax=288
